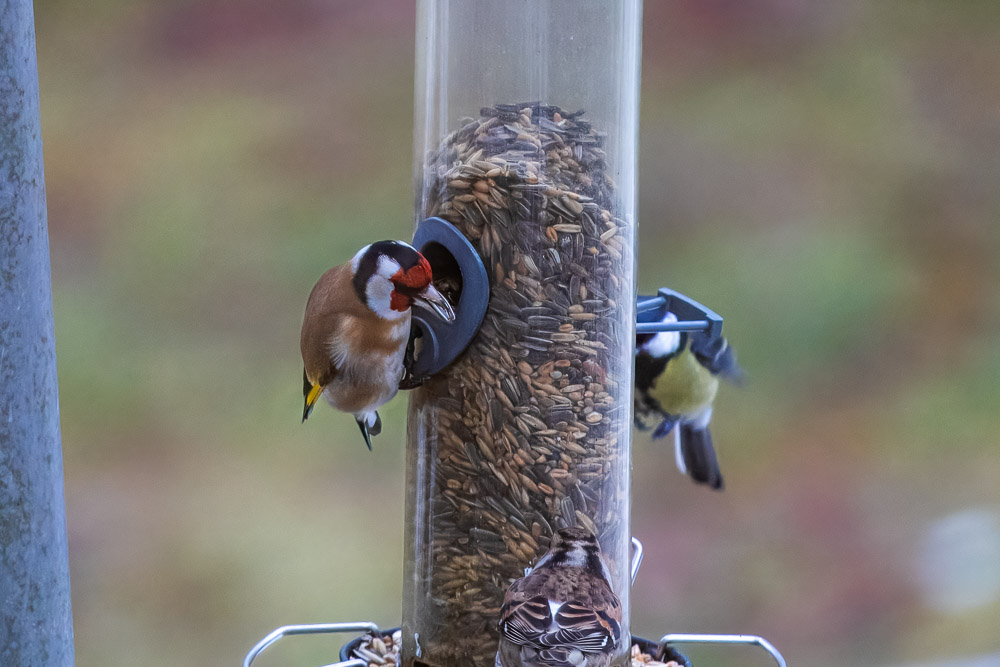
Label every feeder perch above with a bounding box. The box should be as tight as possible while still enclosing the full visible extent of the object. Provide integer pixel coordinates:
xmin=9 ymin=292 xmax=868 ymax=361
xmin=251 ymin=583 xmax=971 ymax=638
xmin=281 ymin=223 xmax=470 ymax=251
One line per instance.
xmin=408 ymin=216 xmax=490 ymax=379
xmin=636 ymin=289 xmax=724 ymax=338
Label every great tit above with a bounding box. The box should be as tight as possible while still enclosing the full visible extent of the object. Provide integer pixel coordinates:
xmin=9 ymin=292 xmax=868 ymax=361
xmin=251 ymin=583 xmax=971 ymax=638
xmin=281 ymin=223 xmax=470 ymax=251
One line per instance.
xmin=634 ymin=312 xmax=742 ymax=490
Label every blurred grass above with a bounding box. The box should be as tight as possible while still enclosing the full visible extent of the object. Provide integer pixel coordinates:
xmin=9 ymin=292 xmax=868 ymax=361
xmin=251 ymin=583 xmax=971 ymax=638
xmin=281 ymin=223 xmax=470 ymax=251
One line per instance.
xmin=35 ymin=1 xmax=1000 ymax=666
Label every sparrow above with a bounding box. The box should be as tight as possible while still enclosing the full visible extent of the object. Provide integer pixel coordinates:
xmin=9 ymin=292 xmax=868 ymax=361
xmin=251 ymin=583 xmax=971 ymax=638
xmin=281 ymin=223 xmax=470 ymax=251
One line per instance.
xmin=497 ymin=527 xmax=623 ymax=667
xmin=300 ymin=240 xmax=455 ymax=449
xmin=634 ymin=312 xmax=743 ymax=490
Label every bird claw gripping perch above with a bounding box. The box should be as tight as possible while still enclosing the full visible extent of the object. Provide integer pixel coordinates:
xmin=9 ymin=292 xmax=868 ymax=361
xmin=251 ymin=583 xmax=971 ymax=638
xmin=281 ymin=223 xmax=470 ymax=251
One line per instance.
xmin=403 ymin=217 xmax=490 ymax=385
xmin=636 ymin=288 xmax=724 ymax=338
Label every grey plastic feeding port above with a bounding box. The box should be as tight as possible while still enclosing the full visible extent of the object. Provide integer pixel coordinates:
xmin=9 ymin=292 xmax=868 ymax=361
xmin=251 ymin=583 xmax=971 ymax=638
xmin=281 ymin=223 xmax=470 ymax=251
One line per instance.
xmin=407 ymin=216 xmax=490 ymax=380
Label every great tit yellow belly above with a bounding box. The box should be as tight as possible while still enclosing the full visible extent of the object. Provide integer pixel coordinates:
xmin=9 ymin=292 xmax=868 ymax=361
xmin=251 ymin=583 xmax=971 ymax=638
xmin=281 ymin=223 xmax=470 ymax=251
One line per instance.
xmin=634 ymin=312 xmax=742 ymax=490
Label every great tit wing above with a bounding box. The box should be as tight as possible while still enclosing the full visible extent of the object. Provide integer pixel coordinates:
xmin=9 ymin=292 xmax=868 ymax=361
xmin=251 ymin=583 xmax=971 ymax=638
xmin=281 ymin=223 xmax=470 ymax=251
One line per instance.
xmin=689 ymin=331 xmax=744 ymax=384
xmin=634 ymin=350 xmax=669 ymax=394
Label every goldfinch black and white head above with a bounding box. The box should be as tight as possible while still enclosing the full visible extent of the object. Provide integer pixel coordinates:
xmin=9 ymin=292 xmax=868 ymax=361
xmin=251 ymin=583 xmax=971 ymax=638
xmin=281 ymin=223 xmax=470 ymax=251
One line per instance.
xmin=634 ymin=312 xmax=742 ymax=490
xmin=300 ymin=241 xmax=454 ymax=449
xmin=496 ymin=527 xmax=623 ymax=667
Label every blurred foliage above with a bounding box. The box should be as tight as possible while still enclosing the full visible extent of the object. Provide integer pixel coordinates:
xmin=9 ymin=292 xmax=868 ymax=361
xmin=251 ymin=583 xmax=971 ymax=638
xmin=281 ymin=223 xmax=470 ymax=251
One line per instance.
xmin=34 ymin=1 xmax=1000 ymax=666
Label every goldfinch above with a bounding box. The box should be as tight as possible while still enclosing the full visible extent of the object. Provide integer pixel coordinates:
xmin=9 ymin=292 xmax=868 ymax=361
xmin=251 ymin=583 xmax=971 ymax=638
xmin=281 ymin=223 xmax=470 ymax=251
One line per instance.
xmin=634 ymin=312 xmax=743 ymax=490
xmin=497 ymin=527 xmax=623 ymax=667
xmin=300 ymin=240 xmax=455 ymax=449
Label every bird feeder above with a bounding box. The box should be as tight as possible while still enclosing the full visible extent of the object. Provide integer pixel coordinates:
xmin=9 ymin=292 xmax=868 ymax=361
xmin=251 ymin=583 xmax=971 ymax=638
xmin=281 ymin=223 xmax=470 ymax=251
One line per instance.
xmin=245 ymin=1 xmax=790 ymax=665
xmin=402 ymin=1 xmax=641 ymax=665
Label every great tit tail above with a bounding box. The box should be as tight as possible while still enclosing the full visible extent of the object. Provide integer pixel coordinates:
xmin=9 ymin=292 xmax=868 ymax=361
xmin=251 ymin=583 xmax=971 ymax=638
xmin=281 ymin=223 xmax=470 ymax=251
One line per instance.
xmin=677 ymin=423 xmax=725 ymax=491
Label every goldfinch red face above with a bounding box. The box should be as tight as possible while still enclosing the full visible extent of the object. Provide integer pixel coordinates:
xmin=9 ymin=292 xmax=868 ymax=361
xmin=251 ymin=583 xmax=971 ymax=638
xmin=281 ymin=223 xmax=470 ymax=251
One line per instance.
xmin=351 ymin=241 xmax=455 ymax=321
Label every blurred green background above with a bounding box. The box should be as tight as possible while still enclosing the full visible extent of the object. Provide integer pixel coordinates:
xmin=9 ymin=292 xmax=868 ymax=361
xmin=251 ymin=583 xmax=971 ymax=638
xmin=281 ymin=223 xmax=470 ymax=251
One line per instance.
xmin=36 ymin=1 xmax=1000 ymax=666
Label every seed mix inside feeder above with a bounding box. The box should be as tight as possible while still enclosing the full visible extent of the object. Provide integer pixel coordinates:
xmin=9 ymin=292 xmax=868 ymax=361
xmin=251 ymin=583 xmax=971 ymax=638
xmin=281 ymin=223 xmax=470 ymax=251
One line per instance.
xmin=404 ymin=100 xmax=636 ymax=667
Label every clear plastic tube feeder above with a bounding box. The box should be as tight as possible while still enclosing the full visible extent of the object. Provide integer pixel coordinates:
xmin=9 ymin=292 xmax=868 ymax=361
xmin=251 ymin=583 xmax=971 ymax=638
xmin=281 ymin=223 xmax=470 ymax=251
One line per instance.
xmin=403 ymin=1 xmax=642 ymax=665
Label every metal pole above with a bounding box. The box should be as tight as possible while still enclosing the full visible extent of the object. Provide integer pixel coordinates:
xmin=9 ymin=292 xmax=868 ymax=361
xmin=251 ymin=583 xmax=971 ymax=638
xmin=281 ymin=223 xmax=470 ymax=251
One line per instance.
xmin=1 ymin=0 xmax=76 ymax=664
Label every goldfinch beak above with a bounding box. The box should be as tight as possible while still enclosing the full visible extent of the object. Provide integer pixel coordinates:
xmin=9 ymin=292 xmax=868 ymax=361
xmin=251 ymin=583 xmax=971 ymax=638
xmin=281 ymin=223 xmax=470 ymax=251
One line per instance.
xmin=302 ymin=383 xmax=324 ymax=422
xmin=413 ymin=283 xmax=456 ymax=322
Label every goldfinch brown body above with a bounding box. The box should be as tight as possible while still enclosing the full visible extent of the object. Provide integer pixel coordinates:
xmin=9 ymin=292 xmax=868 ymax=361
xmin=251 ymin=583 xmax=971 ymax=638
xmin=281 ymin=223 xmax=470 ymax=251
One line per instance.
xmin=300 ymin=241 xmax=454 ymax=449
xmin=634 ymin=312 xmax=742 ymax=490
xmin=497 ymin=527 xmax=623 ymax=667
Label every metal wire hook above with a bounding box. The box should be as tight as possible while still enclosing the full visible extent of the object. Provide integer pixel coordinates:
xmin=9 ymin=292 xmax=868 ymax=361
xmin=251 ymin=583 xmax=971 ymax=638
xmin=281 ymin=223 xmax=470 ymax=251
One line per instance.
xmin=630 ymin=536 xmax=644 ymax=585
xmin=243 ymin=622 xmax=381 ymax=667
xmin=658 ymin=633 xmax=787 ymax=667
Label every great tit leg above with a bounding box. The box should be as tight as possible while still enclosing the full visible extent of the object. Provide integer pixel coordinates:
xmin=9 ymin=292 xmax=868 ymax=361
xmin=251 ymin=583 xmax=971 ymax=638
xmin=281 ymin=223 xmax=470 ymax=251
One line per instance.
xmin=652 ymin=415 xmax=679 ymax=439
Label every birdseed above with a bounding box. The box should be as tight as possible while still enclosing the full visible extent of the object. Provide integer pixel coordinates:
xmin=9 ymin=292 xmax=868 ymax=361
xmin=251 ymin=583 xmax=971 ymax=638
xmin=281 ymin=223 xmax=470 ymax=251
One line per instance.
xmin=404 ymin=102 xmax=634 ymax=667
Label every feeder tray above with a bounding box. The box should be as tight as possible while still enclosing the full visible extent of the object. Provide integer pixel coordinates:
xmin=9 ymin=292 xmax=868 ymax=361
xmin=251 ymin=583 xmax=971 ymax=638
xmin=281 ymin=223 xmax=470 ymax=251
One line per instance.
xmin=339 ymin=630 xmax=693 ymax=667
xmin=243 ymin=538 xmax=786 ymax=667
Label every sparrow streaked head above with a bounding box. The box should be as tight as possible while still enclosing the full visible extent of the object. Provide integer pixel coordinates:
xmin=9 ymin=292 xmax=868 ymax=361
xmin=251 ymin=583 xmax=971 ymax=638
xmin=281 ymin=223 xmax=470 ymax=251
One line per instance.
xmin=300 ymin=240 xmax=455 ymax=449
xmin=497 ymin=527 xmax=622 ymax=667
xmin=634 ymin=309 xmax=743 ymax=490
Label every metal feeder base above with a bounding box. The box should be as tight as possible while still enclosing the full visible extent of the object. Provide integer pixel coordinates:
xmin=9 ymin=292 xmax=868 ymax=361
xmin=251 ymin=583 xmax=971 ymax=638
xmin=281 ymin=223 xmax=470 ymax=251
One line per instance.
xmin=338 ymin=629 xmax=692 ymax=667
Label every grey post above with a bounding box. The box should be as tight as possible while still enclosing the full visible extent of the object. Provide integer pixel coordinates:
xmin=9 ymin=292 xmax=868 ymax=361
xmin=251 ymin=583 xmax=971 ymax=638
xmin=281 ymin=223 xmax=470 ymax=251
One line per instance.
xmin=1 ymin=0 xmax=76 ymax=665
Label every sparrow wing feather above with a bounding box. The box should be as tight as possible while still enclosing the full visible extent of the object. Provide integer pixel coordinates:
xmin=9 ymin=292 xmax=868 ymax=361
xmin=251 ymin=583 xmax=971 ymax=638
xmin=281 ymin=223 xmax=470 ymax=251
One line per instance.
xmin=499 ymin=594 xmax=552 ymax=649
xmin=552 ymin=601 xmax=621 ymax=652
